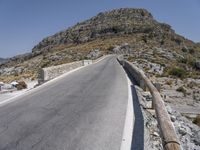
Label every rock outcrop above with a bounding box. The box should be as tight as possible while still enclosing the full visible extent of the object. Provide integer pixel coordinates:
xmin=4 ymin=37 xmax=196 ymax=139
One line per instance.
xmin=32 ymin=8 xmax=177 ymax=54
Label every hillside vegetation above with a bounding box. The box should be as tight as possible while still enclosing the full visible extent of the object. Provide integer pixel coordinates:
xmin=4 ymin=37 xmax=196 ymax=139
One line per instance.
xmin=0 ymin=8 xmax=199 ymax=82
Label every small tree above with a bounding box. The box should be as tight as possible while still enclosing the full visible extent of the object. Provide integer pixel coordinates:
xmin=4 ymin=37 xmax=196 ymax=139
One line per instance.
xmin=168 ymin=67 xmax=186 ymax=78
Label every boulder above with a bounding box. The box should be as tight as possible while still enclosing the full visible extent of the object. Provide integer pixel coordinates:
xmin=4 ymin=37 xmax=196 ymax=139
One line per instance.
xmin=179 ymin=126 xmax=187 ymax=135
xmin=171 ymin=115 xmax=176 ymax=122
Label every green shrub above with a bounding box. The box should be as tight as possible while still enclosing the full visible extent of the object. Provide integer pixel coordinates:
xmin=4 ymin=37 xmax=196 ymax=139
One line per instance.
xmin=160 ymin=40 xmax=164 ymax=45
xmin=193 ymin=115 xmax=200 ymax=127
xmin=178 ymin=57 xmax=187 ymax=64
xmin=178 ymin=56 xmax=196 ymax=68
xmin=41 ymin=61 xmax=50 ymax=68
xmin=127 ymin=56 xmax=134 ymax=61
xmin=16 ymin=81 xmax=27 ymax=90
xmin=142 ymin=35 xmax=148 ymax=43
xmin=166 ymin=80 xmax=173 ymax=85
xmin=187 ymin=57 xmax=196 ymax=68
xmin=107 ymin=45 xmax=115 ymax=51
xmin=181 ymin=47 xmax=188 ymax=52
xmin=168 ymin=67 xmax=186 ymax=78
xmin=176 ymin=86 xmax=187 ymax=96
xmin=189 ymin=48 xmax=195 ymax=54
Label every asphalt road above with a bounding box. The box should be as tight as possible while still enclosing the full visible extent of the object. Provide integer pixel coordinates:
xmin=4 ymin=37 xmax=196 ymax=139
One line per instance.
xmin=0 ymin=56 xmax=129 ymax=150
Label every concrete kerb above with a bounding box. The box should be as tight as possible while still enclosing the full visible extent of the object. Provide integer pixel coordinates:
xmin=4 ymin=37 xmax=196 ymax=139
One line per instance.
xmin=120 ymin=69 xmax=134 ymax=150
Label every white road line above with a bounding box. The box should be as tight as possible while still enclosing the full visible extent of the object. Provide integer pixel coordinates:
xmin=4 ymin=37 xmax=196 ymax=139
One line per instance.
xmin=120 ymin=73 xmax=134 ymax=150
xmin=0 ymin=55 xmax=110 ymax=107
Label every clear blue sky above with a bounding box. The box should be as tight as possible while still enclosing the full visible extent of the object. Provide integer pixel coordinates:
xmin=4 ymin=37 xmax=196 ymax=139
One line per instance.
xmin=0 ymin=0 xmax=200 ymax=58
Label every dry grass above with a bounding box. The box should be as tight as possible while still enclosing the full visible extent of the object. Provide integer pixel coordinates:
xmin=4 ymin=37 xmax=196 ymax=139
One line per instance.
xmin=1 ymin=36 xmax=136 ymax=82
xmin=1 ymin=33 xmax=200 ymax=83
xmin=0 ymin=71 xmax=36 ymax=83
xmin=166 ymin=80 xmax=173 ymax=85
xmin=53 ymin=35 xmax=137 ymax=53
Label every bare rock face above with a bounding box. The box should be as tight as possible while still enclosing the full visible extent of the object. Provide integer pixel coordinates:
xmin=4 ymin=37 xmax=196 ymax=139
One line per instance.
xmin=165 ymin=105 xmax=200 ymax=150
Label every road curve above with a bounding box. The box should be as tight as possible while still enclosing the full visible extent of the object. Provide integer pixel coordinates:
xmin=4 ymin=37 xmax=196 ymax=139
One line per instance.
xmin=0 ymin=56 xmax=129 ymax=150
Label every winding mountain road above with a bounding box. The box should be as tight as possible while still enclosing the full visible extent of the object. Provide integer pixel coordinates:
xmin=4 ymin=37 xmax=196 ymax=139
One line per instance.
xmin=0 ymin=56 xmax=132 ymax=150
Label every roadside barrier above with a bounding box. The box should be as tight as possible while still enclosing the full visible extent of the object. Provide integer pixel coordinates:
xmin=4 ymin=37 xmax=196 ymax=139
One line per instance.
xmin=117 ymin=56 xmax=181 ymax=150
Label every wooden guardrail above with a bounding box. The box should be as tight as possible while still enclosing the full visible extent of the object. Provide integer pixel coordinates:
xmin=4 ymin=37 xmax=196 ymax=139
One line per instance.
xmin=117 ymin=56 xmax=181 ymax=150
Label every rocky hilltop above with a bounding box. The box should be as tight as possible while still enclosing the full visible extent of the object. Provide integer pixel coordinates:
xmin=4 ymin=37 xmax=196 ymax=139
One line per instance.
xmin=32 ymin=8 xmax=188 ymax=54
xmin=0 ymin=8 xmax=199 ymax=82
xmin=32 ymin=8 xmax=162 ymax=53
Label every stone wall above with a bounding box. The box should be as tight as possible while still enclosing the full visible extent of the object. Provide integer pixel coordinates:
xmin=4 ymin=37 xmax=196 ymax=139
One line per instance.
xmin=38 ymin=55 xmax=106 ymax=83
xmin=39 ymin=60 xmax=92 ymax=83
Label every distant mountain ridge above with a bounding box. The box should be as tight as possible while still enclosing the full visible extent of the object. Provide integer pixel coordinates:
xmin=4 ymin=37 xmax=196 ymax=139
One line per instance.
xmin=0 ymin=58 xmax=8 ymax=64
xmin=0 ymin=58 xmax=5 ymax=61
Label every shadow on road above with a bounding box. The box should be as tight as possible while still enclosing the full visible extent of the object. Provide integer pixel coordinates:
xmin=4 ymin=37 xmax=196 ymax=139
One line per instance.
xmin=123 ymin=66 xmax=144 ymax=150
xmin=131 ymin=85 xmax=144 ymax=150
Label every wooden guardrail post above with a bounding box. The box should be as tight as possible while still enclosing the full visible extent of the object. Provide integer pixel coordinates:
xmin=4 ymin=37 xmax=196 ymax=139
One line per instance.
xmin=117 ymin=57 xmax=181 ymax=150
xmin=140 ymin=79 xmax=146 ymax=91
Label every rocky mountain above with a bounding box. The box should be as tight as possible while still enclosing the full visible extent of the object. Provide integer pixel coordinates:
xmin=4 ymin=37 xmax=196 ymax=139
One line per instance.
xmin=32 ymin=9 xmax=159 ymax=53
xmin=31 ymin=8 xmax=193 ymax=55
xmin=0 ymin=8 xmax=200 ymax=82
